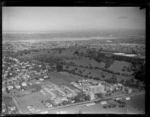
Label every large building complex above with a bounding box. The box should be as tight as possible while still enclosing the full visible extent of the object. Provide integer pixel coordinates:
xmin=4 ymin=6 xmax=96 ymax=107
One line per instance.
xmin=41 ymin=82 xmax=77 ymax=105
xmin=71 ymin=79 xmax=107 ymax=100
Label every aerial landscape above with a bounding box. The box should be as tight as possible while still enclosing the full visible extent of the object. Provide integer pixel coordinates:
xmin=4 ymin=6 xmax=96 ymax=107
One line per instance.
xmin=2 ymin=7 xmax=145 ymax=114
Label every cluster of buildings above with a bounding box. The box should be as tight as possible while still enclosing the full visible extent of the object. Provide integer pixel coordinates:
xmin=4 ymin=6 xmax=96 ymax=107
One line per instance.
xmin=71 ymin=79 xmax=132 ymax=100
xmin=3 ymin=39 xmax=145 ymax=58
xmin=71 ymin=79 xmax=106 ymax=100
xmin=2 ymin=99 xmax=18 ymax=114
xmin=2 ymin=56 xmax=53 ymax=93
xmin=41 ymin=82 xmax=78 ymax=105
xmin=3 ymin=41 xmax=76 ymax=52
xmin=2 ymin=46 xmax=135 ymax=113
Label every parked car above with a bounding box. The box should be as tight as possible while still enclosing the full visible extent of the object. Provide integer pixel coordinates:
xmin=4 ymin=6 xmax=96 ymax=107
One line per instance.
xmin=103 ymin=106 xmax=107 ymax=109
xmin=108 ymin=105 xmax=112 ymax=108
xmin=39 ymin=78 xmax=44 ymax=81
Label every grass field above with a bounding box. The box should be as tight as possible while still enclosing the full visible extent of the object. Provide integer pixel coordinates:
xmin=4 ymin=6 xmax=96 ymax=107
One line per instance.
xmin=14 ymin=91 xmax=48 ymax=113
xmin=108 ymin=60 xmax=133 ymax=75
xmin=63 ymin=64 xmax=132 ymax=83
xmin=123 ymin=94 xmax=145 ymax=113
xmin=45 ymin=72 xmax=82 ymax=90
xmin=64 ymin=57 xmax=106 ymax=68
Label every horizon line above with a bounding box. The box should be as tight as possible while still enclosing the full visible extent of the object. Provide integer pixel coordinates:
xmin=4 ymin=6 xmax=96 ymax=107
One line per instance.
xmin=3 ymin=28 xmax=145 ymax=34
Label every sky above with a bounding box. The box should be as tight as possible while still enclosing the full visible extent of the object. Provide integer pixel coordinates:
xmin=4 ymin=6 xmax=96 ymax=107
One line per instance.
xmin=2 ymin=7 xmax=145 ymax=32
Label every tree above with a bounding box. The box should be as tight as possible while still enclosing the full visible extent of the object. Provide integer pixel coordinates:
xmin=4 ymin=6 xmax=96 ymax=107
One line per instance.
xmin=73 ymin=50 xmax=79 ymax=56
xmin=56 ymin=63 xmax=63 ymax=72
xmin=132 ymin=49 xmax=137 ymax=54
xmin=134 ymin=80 xmax=140 ymax=88
xmin=84 ymin=95 xmax=90 ymax=101
xmin=112 ymin=74 xmax=117 ymax=83
xmin=80 ymin=52 xmax=84 ymax=57
xmin=66 ymin=65 xmax=69 ymax=69
xmin=87 ymin=49 xmax=97 ymax=58
xmin=95 ymin=93 xmax=103 ymax=98
xmin=130 ymin=78 xmax=135 ymax=83
xmin=59 ymin=49 xmax=62 ymax=54
xmin=74 ymin=92 xmax=84 ymax=102
xmin=125 ymin=79 xmax=133 ymax=87
xmin=62 ymin=100 xmax=69 ymax=105
xmin=133 ymin=63 xmax=145 ymax=82
xmin=101 ymin=75 xmax=105 ymax=78
xmin=120 ymin=79 xmax=124 ymax=85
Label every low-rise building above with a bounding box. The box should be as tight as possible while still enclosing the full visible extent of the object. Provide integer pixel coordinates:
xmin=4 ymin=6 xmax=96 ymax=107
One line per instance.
xmin=39 ymin=78 xmax=44 ymax=81
xmin=88 ymin=84 xmax=105 ymax=94
xmin=61 ymin=85 xmax=77 ymax=97
xmin=35 ymin=81 xmax=41 ymax=84
xmin=22 ymin=82 xmax=27 ymax=87
xmin=72 ymin=80 xmax=108 ymax=95
xmin=2 ymin=87 xmax=6 ymax=92
xmin=44 ymin=76 xmax=48 ymax=79
xmin=7 ymin=85 xmax=14 ymax=91
xmin=15 ymin=84 xmax=21 ymax=89
xmin=63 ymin=89 xmax=73 ymax=97
xmin=128 ymin=88 xmax=132 ymax=93
xmin=89 ymin=92 xmax=95 ymax=100
xmin=53 ymin=94 xmax=68 ymax=104
xmin=43 ymin=87 xmax=56 ymax=100
xmin=9 ymin=73 xmax=12 ymax=75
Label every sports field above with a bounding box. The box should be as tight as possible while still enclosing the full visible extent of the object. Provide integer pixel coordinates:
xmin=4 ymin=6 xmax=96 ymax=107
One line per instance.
xmin=14 ymin=91 xmax=49 ymax=113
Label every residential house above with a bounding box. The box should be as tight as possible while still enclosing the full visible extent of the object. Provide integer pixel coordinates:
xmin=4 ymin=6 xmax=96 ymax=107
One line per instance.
xmin=22 ymin=82 xmax=27 ymax=87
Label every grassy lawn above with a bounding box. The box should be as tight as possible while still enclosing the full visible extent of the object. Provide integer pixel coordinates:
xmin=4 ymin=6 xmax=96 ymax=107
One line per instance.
xmin=14 ymin=91 xmax=48 ymax=113
xmin=2 ymin=96 xmax=13 ymax=102
xmin=63 ymin=56 xmax=134 ymax=83
xmin=108 ymin=60 xmax=133 ymax=75
xmin=64 ymin=57 xmax=106 ymax=68
xmin=63 ymin=64 xmax=132 ymax=82
xmin=45 ymin=72 xmax=82 ymax=90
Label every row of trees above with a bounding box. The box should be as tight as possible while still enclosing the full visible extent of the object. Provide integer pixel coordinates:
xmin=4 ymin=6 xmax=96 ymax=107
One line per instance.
xmin=73 ymin=92 xmax=90 ymax=103
xmin=16 ymin=51 xmax=63 ymax=65
xmin=58 ymin=93 xmax=91 ymax=106
xmin=95 ymin=93 xmax=103 ymax=98
xmin=111 ymin=55 xmax=144 ymax=65
xmin=74 ymin=47 xmax=144 ymax=66
xmin=63 ymin=64 xmax=144 ymax=90
xmin=132 ymin=63 xmax=145 ymax=83
xmin=104 ymin=74 xmax=118 ymax=84
xmin=119 ymin=78 xmax=144 ymax=90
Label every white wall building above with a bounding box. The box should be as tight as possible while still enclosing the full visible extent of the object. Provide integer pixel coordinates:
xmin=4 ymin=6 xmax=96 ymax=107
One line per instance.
xmin=43 ymin=87 xmax=56 ymax=100
xmin=89 ymin=92 xmax=95 ymax=100
xmin=22 ymin=82 xmax=27 ymax=87
xmin=7 ymin=85 xmax=14 ymax=90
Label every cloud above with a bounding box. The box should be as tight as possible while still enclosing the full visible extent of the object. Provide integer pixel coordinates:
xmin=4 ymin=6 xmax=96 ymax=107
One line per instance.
xmin=118 ymin=16 xmax=128 ymax=19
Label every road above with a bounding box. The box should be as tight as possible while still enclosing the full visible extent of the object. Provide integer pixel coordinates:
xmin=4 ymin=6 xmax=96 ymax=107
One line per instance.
xmin=12 ymin=98 xmax=23 ymax=114
xmin=29 ymin=91 xmax=145 ymax=114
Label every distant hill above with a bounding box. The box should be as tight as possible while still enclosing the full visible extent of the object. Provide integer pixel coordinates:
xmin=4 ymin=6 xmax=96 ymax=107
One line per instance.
xmin=3 ymin=29 xmax=145 ymax=43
